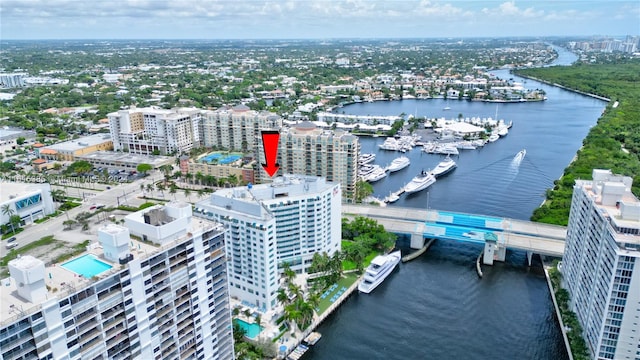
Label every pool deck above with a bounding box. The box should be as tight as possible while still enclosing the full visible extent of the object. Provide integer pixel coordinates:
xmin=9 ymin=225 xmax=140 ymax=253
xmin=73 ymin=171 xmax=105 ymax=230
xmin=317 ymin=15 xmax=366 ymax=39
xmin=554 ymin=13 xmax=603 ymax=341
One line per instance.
xmin=1 ymin=237 xmax=158 ymax=326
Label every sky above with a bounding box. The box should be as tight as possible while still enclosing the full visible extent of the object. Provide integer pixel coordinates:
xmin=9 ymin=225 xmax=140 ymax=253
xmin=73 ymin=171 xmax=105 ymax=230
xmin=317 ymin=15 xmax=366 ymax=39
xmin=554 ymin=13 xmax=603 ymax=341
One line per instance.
xmin=1 ymin=0 xmax=639 ymax=40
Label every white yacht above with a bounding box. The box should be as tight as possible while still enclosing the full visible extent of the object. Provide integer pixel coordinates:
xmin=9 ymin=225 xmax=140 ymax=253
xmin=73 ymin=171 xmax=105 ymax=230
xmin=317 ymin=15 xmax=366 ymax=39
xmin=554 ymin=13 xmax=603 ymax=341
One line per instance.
xmin=358 ymin=250 xmax=402 ymax=294
xmin=384 ymin=192 xmax=400 ymax=203
xmin=431 ymin=156 xmax=457 ymax=178
xmin=379 ymin=137 xmax=400 ymax=151
xmin=358 ymin=153 xmax=376 ymax=165
xmin=404 ymin=170 xmax=437 ymax=194
xmin=514 ymin=149 xmax=526 ymax=163
xmin=487 ymin=133 xmax=500 ymax=143
xmin=366 ymin=165 xmax=388 ymax=183
xmin=387 ymin=156 xmax=410 ymax=172
xmin=434 ymin=144 xmax=459 ymax=155
xmin=358 ymin=165 xmax=376 ymax=179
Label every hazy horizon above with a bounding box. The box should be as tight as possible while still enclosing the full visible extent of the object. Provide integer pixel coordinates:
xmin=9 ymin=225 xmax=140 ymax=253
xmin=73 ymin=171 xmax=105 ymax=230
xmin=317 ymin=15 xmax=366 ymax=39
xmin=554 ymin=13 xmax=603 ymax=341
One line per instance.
xmin=2 ymin=1 xmax=638 ymax=40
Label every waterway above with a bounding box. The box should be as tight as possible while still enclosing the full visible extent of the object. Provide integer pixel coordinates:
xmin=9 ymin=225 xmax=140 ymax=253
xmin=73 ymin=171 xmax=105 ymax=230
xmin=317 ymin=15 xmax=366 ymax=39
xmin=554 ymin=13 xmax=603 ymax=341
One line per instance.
xmin=307 ymin=47 xmax=603 ymax=359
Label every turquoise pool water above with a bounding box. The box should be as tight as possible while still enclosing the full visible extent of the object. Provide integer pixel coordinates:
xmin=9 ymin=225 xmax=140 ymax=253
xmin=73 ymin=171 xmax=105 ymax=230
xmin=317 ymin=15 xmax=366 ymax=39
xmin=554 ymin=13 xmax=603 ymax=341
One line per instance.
xmin=235 ymin=318 xmax=263 ymax=339
xmin=61 ymin=254 xmax=112 ymax=278
xmin=200 ymin=153 xmax=242 ymax=164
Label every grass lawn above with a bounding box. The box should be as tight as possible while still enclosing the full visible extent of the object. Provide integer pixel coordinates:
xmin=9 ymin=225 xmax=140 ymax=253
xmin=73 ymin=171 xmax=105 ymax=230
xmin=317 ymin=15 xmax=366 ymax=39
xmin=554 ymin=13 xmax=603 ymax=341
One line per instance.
xmin=315 ymin=272 xmax=359 ymax=315
xmin=341 ymin=240 xmax=380 ymax=270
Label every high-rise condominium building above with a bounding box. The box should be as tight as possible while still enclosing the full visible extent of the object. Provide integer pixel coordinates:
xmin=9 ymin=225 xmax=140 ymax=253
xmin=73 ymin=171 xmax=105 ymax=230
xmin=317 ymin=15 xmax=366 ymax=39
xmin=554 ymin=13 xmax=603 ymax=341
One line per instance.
xmin=563 ymin=169 xmax=640 ymax=360
xmin=108 ymin=107 xmax=202 ymax=155
xmin=0 ymin=202 xmax=234 ymax=360
xmin=193 ymin=175 xmax=341 ymax=311
xmin=201 ymin=105 xmax=282 ymax=152
xmin=255 ymin=122 xmax=359 ymax=203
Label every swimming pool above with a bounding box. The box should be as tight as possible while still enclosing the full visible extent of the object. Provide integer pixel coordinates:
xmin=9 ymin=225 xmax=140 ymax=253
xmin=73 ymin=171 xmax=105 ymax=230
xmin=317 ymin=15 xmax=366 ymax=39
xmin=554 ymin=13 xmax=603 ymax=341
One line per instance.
xmin=200 ymin=152 xmax=242 ymax=165
xmin=61 ymin=254 xmax=113 ymax=278
xmin=235 ymin=318 xmax=263 ymax=339
xmin=219 ymin=155 xmax=241 ymax=164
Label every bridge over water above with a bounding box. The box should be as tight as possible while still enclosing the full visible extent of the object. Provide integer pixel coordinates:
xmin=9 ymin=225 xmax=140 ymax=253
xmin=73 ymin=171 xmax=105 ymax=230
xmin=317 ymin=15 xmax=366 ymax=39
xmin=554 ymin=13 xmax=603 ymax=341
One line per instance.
xmin=343 ymin=205 xmax=566 ymax=265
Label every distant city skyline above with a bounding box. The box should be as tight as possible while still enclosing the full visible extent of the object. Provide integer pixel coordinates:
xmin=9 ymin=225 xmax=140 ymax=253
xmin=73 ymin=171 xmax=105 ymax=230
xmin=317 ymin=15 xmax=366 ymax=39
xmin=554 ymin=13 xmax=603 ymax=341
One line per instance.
xmin=1 ymin=0 xmax=639 ymax=40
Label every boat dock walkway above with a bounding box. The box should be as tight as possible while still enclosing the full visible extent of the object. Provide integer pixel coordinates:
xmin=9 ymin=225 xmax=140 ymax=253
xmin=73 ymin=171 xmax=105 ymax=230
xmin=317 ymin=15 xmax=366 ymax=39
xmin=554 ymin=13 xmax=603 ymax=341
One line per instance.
xmin=383 ymin=186 xmax=406 ymax=203
xmin=282 ymin=275 xmax=363 ymax=360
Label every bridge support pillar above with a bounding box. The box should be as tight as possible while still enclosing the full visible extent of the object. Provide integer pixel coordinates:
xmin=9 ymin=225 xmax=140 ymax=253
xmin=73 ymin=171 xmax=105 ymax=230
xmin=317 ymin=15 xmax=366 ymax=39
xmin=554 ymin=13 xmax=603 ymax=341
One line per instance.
xmin=410 ymin=233 xmax=426 ymax=249
xmin=495 ymin=244 xmax=506 ymax=262
xmin=483 ymin=239 xmax=496 ymax=266
xmin=526 ymin=251 xmax=533 ymax=266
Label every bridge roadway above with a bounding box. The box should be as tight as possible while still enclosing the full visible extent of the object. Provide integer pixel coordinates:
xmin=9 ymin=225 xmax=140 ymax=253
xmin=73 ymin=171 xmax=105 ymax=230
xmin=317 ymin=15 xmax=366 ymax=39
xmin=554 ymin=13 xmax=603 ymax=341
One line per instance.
xmin=343 ymin=205 xmax=566 ymax=257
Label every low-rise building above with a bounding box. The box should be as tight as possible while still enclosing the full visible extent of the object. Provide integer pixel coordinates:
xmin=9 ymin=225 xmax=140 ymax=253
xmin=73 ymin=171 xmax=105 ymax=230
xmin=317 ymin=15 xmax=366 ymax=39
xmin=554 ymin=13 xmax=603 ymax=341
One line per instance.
xmin=75 ymin=151 xmax=174 ymax=171
xmin=37 ymin=134 xmax=113 ymax=162
xmin=0 ymin=182 xmax=55 ymax=227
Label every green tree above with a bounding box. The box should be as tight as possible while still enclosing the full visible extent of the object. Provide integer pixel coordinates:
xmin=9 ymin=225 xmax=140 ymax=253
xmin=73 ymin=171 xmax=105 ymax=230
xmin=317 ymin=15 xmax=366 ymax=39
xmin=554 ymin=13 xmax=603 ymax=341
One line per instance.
xmin=2 ymin=204 xmax=16 ymax=233
xmin=16 ymin=137 xmax=26 ymax=145
xmin=65 ymin=160 xmax=93 ymax=175
xmin=136 ymin=163 xmax=152 ymax=176
xmin=355 ymin=180 xmax=374 ymax=203
xmin=9 ymin=215 xmax=21 ymax=233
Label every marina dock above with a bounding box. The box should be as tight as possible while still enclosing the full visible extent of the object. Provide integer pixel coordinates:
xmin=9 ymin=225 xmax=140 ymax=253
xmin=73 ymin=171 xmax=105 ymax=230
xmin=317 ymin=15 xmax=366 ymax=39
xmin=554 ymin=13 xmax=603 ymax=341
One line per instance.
xmin=282 ymin=275 xmax=363 ymax=360
xmin=383 ymin=186 xmax=406 ymax=203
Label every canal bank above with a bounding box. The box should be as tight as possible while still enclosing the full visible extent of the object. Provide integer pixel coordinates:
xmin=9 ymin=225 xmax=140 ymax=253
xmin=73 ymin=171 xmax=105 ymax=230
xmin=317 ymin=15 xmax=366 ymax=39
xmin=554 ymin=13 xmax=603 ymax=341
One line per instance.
xmin=307 ymin=46 xmax=602 ymax=360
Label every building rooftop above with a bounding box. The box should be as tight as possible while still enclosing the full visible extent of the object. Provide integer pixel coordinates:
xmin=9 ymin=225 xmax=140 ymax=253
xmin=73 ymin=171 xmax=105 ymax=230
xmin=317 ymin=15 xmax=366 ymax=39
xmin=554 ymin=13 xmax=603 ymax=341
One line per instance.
xmin=42 ymin=134 xmax=112 ymax=153
xmin=0 ymin=182 xmax=50 ymax=204
xmin=579 ymin=169 xmax=640 ymax=248
xmin=76 ymin=151 xmax=174 ymax=167
xmin=0 ymin=208 xmax=224 ymax=327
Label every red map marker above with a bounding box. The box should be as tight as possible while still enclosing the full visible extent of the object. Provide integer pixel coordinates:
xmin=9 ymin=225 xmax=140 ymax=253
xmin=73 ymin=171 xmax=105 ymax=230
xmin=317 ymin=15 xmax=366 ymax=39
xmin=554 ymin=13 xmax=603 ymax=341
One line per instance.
xmin=261 ymin=130 xmax=280 ymax=177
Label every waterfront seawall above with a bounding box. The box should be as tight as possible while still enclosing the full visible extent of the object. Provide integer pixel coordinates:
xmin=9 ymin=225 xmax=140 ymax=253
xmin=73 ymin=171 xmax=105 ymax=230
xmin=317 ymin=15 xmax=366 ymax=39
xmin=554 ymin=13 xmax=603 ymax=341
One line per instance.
xmin=282 ymin=274 xmax=363 ymax=360
xmin=514 ymin=73 xmax=611 ymax=102
xmin=543 ymin=262 xmax=574 ymax=360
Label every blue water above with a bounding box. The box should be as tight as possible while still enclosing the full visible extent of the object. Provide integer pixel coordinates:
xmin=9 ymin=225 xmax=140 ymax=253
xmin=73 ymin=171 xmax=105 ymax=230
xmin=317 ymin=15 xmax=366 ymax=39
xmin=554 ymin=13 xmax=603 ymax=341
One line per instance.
xmin=307 ymin=47 xmax=597 ymax=360
xmin=201 ymin=153 xmax=221 ymax=162
xmin=235 ymin=318 xmax=263 ymax=339
xmin=201 ymin=153 xmax=242 ymax=164
xmin=219 ymin=155 xmax=241 ymax=164
xmin=61 ymin=254 xmax=112 ymax=278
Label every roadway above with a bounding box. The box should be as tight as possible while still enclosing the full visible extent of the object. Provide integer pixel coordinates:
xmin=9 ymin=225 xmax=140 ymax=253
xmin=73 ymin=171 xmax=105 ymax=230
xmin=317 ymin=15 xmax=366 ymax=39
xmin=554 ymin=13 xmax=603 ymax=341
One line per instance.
xmin=343 ymin=204 xmax=566 ymax=256
xmin=0 ymin=171 xmax=176 ymax=258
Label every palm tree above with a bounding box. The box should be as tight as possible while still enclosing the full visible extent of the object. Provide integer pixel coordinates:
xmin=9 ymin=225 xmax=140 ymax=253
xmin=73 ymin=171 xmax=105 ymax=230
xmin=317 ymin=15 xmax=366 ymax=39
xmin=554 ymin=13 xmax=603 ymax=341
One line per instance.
xmin=140 ymin=183 xmax=145 ymax=196
xmin=183 ymin=188 xmax=191 ymax=201
xmin=50 ymin=189 xmax=66 ymax=203
xmin=169 ymin=185 xmax=177 ymax=200
xmin=185 ymin=173 xmax=193 ymax=185
xmin=195 ymin=172 xmax=204 ymax=185
xmin=156 ymin=183 xmax=165 ymax=197
xmin=146 ymin=183 xmax=154 ymax=194
xmin=2 ymin=204 xmax=16 ymax=233
xmin=9 ymin=215 xmax=22 ymax=234
xmin=197 ymin=189 xmax=205 ymax=200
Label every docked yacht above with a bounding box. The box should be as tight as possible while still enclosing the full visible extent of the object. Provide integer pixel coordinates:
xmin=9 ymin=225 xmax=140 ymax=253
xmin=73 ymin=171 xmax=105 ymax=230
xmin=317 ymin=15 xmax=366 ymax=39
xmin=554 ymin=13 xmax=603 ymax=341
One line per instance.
xmin=431 ymin=156 xmax=457 ymax=178
xmin=379 ymin=137 xmax=400 ymax=151
xmin=487 ymin=133 xmax=500 ymax=143
xmin=358 ymin=250 xmax=402 ymax=294
xmin=358 ymin=153 xmax=376 ymax=165
xmin=365 ymin=165 xmax=388 ymax=183
xmin=384 ymin=192 xmax=400 ymax=203
xmin=404 ymin=170 xmax=436 ymax=194
xmin=387 ymin=156 xmax=410 ymax=172
xmin=358 ymin=165 xmax=376 ymax=179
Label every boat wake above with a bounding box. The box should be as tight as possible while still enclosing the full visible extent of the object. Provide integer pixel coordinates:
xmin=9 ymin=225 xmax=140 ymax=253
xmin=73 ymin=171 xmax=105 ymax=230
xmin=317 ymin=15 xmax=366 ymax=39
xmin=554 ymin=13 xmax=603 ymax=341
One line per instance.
xmin=510 ymin=149 xmax=526 ymax=168
xmin=505 ymin=150 xmax=526 ymax=184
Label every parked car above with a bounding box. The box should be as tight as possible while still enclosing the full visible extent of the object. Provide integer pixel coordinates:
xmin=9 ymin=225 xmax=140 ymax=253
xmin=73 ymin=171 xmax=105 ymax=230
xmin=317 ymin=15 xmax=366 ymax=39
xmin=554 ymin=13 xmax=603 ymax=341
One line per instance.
xmin=7 ymin=237 xmax=16 ymax=243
